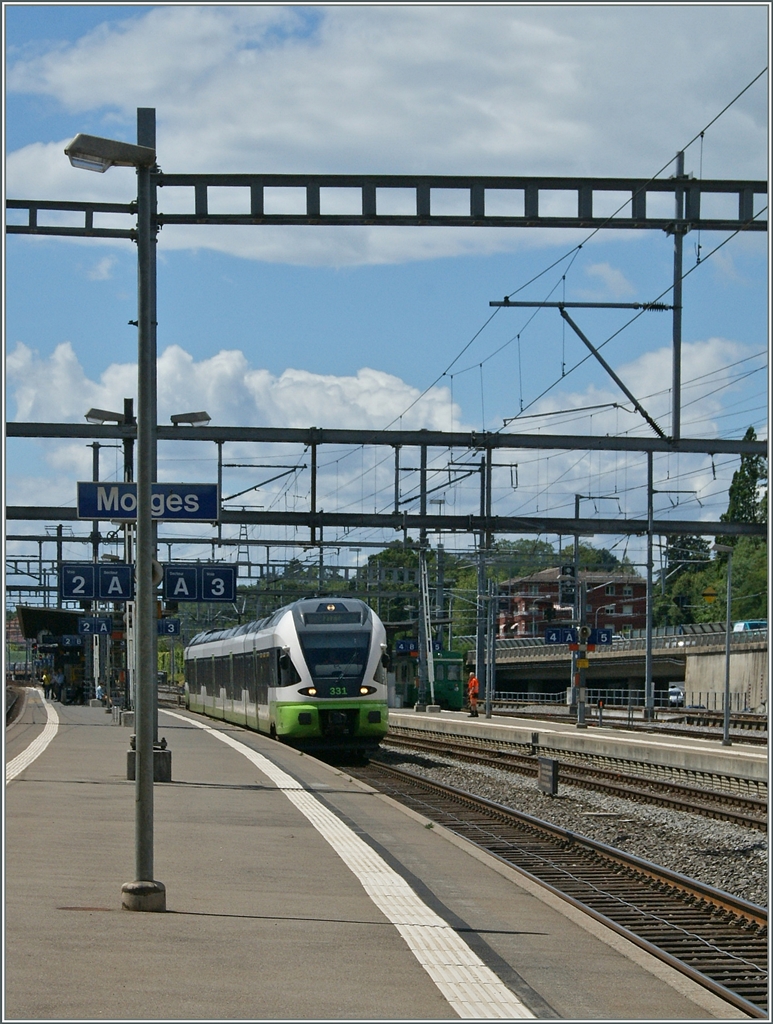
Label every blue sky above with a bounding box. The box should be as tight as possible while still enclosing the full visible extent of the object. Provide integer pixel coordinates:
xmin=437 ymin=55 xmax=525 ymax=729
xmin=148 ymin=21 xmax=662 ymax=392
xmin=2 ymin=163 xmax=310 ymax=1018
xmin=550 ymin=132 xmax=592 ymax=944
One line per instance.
xmin=4 ymin=4 xmax=769 ymax=579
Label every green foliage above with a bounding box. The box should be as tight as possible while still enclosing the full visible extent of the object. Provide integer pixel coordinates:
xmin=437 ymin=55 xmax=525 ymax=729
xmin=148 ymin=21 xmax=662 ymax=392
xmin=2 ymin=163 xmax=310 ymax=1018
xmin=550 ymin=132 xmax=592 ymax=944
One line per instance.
xmin=655 ymin=430 xmax=767 ymax=626
xmin=558 ymin=542 xmax=636 ymax=574
xmin=719 ymin=427 xmax=768 ymax=544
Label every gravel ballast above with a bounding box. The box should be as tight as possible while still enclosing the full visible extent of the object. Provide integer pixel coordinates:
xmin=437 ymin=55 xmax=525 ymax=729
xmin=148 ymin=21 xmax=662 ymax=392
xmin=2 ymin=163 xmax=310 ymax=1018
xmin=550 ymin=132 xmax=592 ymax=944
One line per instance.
xmin=376 ymin=745 xmax=768 ymax=908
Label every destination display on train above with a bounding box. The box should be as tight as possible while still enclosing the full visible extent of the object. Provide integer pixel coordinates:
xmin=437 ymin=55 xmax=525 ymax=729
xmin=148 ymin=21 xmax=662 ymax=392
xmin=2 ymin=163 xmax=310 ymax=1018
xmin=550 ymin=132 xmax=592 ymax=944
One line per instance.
xmin=304 ymin=612 xmax=362 ymax=624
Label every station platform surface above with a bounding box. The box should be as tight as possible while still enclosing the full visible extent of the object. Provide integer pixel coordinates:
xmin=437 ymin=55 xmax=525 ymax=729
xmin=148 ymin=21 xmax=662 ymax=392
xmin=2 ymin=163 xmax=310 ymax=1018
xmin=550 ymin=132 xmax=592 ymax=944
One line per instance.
xmin=5 ymin=688 xmax=751 ymax=1021
xmin=388 ymin=708 xmax=768 ymax=782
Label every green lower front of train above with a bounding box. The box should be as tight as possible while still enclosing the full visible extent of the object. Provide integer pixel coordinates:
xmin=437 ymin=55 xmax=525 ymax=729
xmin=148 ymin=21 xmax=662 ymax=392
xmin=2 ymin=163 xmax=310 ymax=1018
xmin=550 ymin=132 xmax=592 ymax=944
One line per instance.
xmin=185 ymin=687 xmax=388 ymax=749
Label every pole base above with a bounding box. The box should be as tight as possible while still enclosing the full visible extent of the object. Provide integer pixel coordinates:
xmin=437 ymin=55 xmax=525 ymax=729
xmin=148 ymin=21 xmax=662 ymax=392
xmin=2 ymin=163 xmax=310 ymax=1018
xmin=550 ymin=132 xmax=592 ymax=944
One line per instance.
xmin=121 ymin=880 xmax=166 ymax=912
xmin=127 ymin=748 xmax=172 ymax=782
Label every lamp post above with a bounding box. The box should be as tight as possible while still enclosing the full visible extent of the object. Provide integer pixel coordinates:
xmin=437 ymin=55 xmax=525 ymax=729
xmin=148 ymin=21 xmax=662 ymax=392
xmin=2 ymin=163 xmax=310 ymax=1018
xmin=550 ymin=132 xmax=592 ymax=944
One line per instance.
xmin=84 ymin=402 xmax=136 ymax=711
xmin=67 ymin=113 xmax=164 ymax=911
xmin=712 ymin=543 xmax=734 ymax=746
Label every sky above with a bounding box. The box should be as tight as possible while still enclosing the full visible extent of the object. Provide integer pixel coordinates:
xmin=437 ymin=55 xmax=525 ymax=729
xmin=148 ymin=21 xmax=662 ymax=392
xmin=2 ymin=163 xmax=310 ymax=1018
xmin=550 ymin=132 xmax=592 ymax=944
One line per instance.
xmin=3 ymin=3 xmax=770 ymax=598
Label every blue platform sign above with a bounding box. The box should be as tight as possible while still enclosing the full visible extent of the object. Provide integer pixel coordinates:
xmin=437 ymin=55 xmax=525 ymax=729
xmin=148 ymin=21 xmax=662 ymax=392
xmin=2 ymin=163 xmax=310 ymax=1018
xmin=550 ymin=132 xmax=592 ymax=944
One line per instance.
xmin=78 ymin=616 xmax=113 ymax=635
xmin=60 ymin=564 xmax=134 ymax=602
xmin=544 ymin=627 xmax=578 ymax=645
xmin=590 ymin=628 xmax=613 ymax=646
xmin=61 ymin=564 xmax=96 ymax=600
xmin=98 ymin=565 xmax=134 ymax=600
xmin=395 ymin=639 xmax=441 ymax=654
xmin=60 ymin=635 xmax=84 ymax=647
xmin=77 ymin=482 xmax=218 ymax=522
xmin=200 ymin=566 xmax=236 ymax=602
xmin=162 ymin=564 xmax=235 ymax=603
xmin=163 ymin=566 xmax=198 ymax=601
xmin=158 ymin=618 xmax=181 ymax=635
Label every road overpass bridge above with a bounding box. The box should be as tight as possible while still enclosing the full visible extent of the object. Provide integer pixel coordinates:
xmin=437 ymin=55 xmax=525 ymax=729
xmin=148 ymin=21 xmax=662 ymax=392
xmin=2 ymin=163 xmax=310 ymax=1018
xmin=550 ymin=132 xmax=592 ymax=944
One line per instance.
xmin=491 ymin=630 xmax=767 ymax=711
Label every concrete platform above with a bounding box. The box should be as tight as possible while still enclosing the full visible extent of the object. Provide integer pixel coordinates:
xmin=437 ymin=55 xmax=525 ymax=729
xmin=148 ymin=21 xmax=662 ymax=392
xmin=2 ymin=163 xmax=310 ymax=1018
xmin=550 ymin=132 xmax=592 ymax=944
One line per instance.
xmin=5 ymin=688 xmax=750 ymax=1020
xmin=388 ymin=708 xmax=768 ymax=782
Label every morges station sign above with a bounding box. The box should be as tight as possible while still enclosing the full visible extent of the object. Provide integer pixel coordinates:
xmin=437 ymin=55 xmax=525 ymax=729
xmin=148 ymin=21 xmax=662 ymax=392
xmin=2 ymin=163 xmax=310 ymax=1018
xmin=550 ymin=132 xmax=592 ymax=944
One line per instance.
xmin=77 ymin=482 xmax=218 ymax=522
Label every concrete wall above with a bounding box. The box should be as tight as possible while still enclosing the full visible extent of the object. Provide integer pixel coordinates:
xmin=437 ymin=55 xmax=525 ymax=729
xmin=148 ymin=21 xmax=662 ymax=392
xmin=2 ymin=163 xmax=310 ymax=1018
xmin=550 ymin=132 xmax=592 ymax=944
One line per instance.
xmin=684 ymin=648 xmax=768 ymax=712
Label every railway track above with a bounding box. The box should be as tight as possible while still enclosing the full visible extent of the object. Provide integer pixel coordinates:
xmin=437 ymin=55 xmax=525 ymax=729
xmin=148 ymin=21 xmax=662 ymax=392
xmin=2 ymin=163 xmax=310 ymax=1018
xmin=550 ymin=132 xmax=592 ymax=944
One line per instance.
xmin=491 ymin=706 xmax=768 ymax=744
xmin=352 ymin=760 xmax=768 ymax=1018
xmin=383 ymin=731 xmax=768 ymax=831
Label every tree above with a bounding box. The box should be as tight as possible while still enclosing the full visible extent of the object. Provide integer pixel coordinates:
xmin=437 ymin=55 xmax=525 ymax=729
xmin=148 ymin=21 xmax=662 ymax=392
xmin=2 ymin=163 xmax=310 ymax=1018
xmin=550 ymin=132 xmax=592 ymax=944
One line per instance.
xmin=558 ymin=542 xmax=634 ymax=573
xmin=719 ymin=427 xmax=767 ymax=543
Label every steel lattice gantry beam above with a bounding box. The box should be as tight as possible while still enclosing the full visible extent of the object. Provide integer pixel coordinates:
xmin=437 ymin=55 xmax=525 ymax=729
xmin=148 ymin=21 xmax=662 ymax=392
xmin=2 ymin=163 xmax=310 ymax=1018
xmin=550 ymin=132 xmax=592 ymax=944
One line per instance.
xmin=8 ymin=422 xmax=767 ymax=538
xmin=6 ymin=173 xmax=767 ymax=235
xmin=6 ymin=421 xmax=767 ymax=454
xmin=4 ymin=503 xmax=764 ymax=538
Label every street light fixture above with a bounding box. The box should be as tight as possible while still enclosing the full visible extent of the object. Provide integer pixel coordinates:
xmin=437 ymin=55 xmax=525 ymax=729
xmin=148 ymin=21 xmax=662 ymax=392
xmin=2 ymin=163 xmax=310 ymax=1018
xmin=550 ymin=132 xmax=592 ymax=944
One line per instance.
xmin=85 ymin=407 xmax=127 ymax=424
xmin=170 ymin=411 xmax=211 ymax=426
xmin=712 ymin=543 xmax=734 ymax=746
xmin=65 ymin=134 xmax=155 ymax=173
xmin=69 ymin=112 xmax=164 ymax=912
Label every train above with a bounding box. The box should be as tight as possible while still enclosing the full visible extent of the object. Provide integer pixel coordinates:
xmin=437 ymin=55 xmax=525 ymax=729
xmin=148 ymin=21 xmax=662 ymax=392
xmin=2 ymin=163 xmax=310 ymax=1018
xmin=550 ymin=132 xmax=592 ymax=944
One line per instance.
xmin=184 ymin=597 xmax=389 ymax=754
xmin=392 ymin=647 xmax=465 ymax=710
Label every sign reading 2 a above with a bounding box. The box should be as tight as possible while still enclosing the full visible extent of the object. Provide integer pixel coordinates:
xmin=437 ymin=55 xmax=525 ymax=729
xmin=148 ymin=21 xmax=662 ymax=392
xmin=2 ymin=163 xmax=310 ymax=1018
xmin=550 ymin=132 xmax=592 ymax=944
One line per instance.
xmin=60 ymin=564 xmax=134 ymax=602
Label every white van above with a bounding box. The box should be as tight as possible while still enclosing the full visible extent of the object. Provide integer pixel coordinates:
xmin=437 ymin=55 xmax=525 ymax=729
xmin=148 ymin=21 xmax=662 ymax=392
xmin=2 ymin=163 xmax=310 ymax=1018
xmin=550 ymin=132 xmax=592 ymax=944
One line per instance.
xmin=733 ymin=620 xmax=767 ymax=632
xmin=668 ymin=684 xmax=684 ymax=708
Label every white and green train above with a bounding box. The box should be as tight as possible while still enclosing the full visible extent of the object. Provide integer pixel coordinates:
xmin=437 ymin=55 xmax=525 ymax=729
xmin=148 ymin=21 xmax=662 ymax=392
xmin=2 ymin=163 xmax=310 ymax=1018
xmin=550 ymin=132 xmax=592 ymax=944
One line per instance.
xmin=184 ymin=597 xmax=389 ymax=753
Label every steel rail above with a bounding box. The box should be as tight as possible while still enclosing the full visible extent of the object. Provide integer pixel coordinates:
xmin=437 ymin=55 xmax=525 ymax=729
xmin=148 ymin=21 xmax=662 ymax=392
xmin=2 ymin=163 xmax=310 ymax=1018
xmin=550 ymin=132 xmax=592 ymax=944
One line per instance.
xmin=357 ymin=761 xmax=767 ymax=1017
xmin=382 ymin=733 xmax=767 ymax=829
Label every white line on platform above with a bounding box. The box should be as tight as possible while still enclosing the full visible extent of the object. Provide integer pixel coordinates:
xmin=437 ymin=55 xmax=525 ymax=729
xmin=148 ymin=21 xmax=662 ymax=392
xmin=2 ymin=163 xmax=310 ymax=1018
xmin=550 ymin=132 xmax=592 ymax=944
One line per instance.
xmin=163 ymin=709 xmax=534 ymax=1019
xmin=6 ymin=691 xmax=59 ymax=785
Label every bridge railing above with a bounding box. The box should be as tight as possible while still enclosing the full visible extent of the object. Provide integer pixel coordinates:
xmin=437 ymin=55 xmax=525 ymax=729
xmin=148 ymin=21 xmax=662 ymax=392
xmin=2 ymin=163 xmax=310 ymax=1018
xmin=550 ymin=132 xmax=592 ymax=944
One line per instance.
xmin=494 ymin=628 xmax=767 ymax=659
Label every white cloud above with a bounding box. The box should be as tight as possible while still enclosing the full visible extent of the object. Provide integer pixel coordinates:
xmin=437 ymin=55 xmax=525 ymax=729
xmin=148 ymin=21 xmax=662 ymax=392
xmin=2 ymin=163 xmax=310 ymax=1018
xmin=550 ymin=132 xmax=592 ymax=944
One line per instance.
xmin=581 ymin=262 xmax=636 ymax=299
xmin=87 ymin=256 xmax=117 ymax=280
xmin=5 ymin=6 xmax=767 ymax=266
xmin=6 ymin=340 xmax=461 ymax=431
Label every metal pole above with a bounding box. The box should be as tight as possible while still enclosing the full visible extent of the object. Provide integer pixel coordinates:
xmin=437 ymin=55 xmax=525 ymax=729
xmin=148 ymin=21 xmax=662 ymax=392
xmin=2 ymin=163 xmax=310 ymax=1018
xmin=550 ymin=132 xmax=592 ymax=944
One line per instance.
xmin=216 ymin=441 xmax=223 ymax=542
xmin=91 ymin=442 xmax=100 ymax=564
xmin=121 ymin=108 xmax=165 ymax=912
xmin=56 ymin=524 xmax=63 ymax=609
xmin=570 ymin=496 xmax=580 ymax=711
xmin=417 ymin=445 xmax=429 ymax=706
xmin=485 ymin=579 xmax=495 ymax=718
xmin=577 ymin=580 xmax=587 ymax=728
xmin=475 ymin=459 xmax=486 ymax=690
xmin=722 ymin=553 xmax=732 ymax=746
xmin=671 ymin=151 xmax=685 ymax=442
xmin=644 ymin=451 xmax=654 ymax=719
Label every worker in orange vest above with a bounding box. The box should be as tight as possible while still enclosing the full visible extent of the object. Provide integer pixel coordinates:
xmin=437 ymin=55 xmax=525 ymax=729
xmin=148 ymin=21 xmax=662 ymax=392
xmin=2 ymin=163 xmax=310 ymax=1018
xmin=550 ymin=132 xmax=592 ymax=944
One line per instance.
xmin=467 ymin=672 xmax=480 ymax=717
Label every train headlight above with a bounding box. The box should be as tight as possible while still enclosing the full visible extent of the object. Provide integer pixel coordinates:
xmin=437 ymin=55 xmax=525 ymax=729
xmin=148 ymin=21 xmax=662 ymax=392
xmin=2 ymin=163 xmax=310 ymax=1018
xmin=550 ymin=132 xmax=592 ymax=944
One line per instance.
xmin=359 ymin=685 xmax=377 ymax=695
xmin=308 ymin=687 xmax=317 ymax=696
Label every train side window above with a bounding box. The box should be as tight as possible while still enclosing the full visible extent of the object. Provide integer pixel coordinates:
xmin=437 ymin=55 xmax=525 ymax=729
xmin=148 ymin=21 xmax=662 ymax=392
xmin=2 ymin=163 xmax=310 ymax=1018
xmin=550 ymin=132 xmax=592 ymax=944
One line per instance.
xmin=233 ymin=653 xmax=245 ymax=698
xmin=246 ymin=652 xmax=257 ymax=704
xmin=278 ymin=650 xmax=300 ymax=687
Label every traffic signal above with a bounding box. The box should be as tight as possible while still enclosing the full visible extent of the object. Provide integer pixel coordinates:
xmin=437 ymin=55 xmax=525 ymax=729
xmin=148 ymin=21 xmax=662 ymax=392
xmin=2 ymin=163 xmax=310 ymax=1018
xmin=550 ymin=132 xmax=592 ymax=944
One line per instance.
xmin=559 ymin=564 xmax=576 ymax=605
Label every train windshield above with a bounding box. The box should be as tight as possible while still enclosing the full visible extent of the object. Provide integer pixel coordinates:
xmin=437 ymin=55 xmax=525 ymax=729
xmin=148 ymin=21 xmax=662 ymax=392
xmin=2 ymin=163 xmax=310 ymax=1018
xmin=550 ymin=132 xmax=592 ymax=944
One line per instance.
xmin=298 ymin=631 xmax=370 ymax=691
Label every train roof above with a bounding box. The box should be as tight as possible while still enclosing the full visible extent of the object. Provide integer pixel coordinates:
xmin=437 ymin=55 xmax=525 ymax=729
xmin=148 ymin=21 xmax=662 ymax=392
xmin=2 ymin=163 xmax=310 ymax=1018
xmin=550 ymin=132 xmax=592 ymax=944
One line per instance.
xmin=186 ymin=596 xmax=374 ymax=647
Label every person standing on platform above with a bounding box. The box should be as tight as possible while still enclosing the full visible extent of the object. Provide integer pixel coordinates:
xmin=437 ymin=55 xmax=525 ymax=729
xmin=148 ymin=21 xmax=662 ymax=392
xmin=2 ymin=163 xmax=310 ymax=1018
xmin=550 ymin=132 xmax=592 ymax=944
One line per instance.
xmin=467 ymin=672 xmax=480 ymax=717
xmin=42 ymin=670 xmax=52 ymax=699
